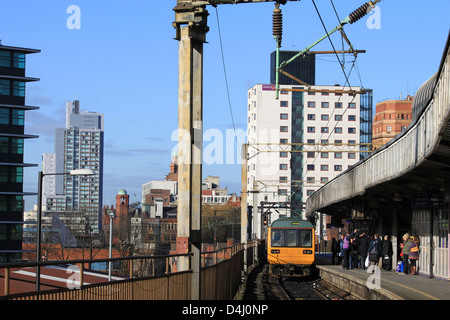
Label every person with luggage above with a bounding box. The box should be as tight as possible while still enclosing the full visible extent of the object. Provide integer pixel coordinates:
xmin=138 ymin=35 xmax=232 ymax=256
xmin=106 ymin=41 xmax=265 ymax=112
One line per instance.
xmin=408 ymin=235 xmax=420 ymax=275
xmin=400 ymin=233 xmax=412 ymax=275
xmin=367 ymin=233 xmax=382 ymax=273
xmin=382 ymin=234 xmax=393 ymax=271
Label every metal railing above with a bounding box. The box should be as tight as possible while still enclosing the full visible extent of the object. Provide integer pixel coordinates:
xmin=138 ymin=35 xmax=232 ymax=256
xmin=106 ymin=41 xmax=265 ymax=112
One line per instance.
xmin=0 ymin=241 xmax=260 ymax=300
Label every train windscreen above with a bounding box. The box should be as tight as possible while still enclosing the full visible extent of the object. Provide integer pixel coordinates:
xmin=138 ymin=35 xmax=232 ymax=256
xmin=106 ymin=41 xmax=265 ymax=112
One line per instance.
xmin=271 ymin=229 xmax=312 ymax=247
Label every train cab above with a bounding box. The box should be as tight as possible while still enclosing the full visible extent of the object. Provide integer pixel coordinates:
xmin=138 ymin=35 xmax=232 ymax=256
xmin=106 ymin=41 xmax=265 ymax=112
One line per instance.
xmin=267 ymin=216 xmax=315 ymax=277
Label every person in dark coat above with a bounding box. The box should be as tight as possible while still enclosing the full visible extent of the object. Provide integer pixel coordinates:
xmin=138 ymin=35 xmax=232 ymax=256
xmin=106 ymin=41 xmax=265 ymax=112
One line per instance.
xmin=331 ymin=238 xmax=339 ymax=265
xmin=358 ymin=232 xmax=369 ymax=270
xmin=367 ymin=233 xmax=382 ymax=272
xmin=382 ymin=235 xmax=393 ymax=271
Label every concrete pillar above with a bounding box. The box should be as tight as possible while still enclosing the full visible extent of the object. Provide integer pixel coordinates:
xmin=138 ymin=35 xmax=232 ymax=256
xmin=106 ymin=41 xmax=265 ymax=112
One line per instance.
xmin=392 ymin=209 xmax=398 ymax=270
xmin=174 ymin=5 xmax=208 ymax=300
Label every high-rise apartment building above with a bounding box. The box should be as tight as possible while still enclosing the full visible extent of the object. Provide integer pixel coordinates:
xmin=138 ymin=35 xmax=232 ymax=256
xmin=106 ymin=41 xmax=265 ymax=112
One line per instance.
xmin=44 ymin=100 xmax=104 ymax=233
xmin=0 ymin=43 xmax=40 ymax=262
xmin=247 ymin=84 xmax=372 ymax=238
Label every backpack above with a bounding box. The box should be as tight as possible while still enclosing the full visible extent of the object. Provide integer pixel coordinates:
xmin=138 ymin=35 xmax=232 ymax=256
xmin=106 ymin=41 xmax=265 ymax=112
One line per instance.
xmin=369 ymin=241 xmax=379 ymax=262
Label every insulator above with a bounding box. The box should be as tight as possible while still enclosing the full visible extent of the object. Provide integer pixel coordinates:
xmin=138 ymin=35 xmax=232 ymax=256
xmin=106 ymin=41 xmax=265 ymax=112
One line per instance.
xmin=273 ymin=8 xmax=283 ymax=39
xmin=348 ymin=2 xmax=371 ymax=24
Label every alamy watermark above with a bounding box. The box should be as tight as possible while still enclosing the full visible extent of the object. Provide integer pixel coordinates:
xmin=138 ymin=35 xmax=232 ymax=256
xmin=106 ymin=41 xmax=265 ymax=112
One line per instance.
xmin=366 ymin=4 xmax=381 ymax=30
xmin=67 ymin=5 xmax=81 ymax=30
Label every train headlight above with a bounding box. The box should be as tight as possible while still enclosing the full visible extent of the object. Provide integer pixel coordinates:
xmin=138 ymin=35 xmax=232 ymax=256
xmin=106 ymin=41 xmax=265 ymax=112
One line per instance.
xmin=303 ymin=250 xmax=313 ymax=254
xmin=271 ymin=249 xmax=280 ymax=254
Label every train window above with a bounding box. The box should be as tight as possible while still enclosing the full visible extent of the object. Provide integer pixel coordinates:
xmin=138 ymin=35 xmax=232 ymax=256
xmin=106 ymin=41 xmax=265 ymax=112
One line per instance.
xmin=271 ymin=230 xmax=283 ymax=247
xmin=271 ymin=229 xmax=313 ymax=247
xmin=299 ymin=230 xmax=312 ymax=247
xmin=286 ymin=230 xmax=297 ymax=246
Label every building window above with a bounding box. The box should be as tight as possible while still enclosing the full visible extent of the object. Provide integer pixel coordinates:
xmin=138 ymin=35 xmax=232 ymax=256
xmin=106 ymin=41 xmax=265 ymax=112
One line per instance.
xmin=387 ymin=126 xmax=392 ymax=133
xmin=321 ymin=152 xmax=328 ymax=158
xmin=280 ymin=126 xmax=288 ymax=132
xmin=307 ymin=164 xmax=315 ymax=171
xmin=13 ymin=53 xmax=26 ymax=69
xmin=321 ymin=127 xmax=329 ymax=133
xmin=0 ymin=51 xmax=11 ymax=67
xmin=321 ymin=114 xmax=329 ymax=121
xmin=348 ymin=128 xmax=356 ymax=134
xmin=321 ymin=102 xmax=329 ymax=108
xmin=335 ymin=102 xmax=343 ymax=108
xmin=348 ymin=102 xmax=356 ymax=109
xmin=13 ymin=81 xmax=25 ymax=97
xmin=348 ymin=115 xmax=356 ymax=121
xmin=307 ymin=177 xmax=314 ymax=183
xmin=335 ymin=127 xmax=342 ymax=133
xmin=307 ymin=152 xmax=315 ymax=158
xmin=280 ymin=138 xmax=288 ymax=144
xmin=0 ymin=79 xmax=10 ymax=96
xmin=348 ymin=153 xmax=356 ymax=159
xmin=348 ymin=140 xmax=356 ymax=145
xmin=334 ymin=140 xmax=342 ymax=145
xmin=307 ymin=114 xmax=315 ymax=120
xmin=280 ymin=101 xmax=288 ymax=107
xmin=307 ymin=127 xmax=315 ymax=133
xmin=334 ymin=152 xmax=342 ymax=159
xmin=320 ymin=177 xmax=329 ymax=184
xmin=279 ymin=176 xmax=288 ymax=183
xmin=11 ymin=109 xmax=24 ymax=126
xmin=280 ymin=152 xmax=288 ymax=158
xmin=321 ymin=92 xmax=329 ymax=96
xmin=278 ymin=189 xmax=288 ymax=195
xmin=306 ymin=190 xmax=314 ymax=196
xmin=280 ymin=164 xmax=288 ymax=170
xmin=0 ymin=108 xmax=9 ymax=124
xmin=307 ymin=139 xmax=315 ymax=144
xmin=307 ymin=101 xmax=315 ymax=108
xmin=334 ymin=165 xmax=342 ymax=171
xmin=321 ymin=164 xmax=329 ymax=171
xmin=280 ymin=113 xmax=288 ymax=120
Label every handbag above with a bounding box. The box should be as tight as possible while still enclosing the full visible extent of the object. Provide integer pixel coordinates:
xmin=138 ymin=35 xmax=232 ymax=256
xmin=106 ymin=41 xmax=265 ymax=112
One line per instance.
xmin=410 ymin=246 xmax=419 ymax=253
xmin=396 ymin=261 xmax=404 ymax=273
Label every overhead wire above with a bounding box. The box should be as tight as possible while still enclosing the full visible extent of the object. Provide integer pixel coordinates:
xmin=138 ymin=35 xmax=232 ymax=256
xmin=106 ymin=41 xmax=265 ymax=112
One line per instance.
xmin=281 ymin=1 xmax=365 ymax=215
xmin=215 ymin=7 xmax=242 ymax=157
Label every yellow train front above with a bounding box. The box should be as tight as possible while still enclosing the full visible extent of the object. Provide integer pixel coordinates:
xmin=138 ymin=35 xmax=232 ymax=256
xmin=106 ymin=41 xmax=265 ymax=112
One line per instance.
xmin=267 ymin=216 xmax=315 ymax=277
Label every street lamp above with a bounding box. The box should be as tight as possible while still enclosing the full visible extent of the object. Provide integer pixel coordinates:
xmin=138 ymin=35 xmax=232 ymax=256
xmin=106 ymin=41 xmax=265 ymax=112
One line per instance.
xmin=108 ymin=210 xmax=115 ymax=282
xmin=36 ymin=169 xmax=95 ymax=291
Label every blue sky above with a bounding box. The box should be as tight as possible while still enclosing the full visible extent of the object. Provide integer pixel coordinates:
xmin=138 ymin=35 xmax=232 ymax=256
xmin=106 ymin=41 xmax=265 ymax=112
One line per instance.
xmin=1 ymin=1 xmax=449 ymax=211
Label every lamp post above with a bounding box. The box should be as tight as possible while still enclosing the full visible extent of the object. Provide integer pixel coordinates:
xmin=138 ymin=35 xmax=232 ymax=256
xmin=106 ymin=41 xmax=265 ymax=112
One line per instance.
xmin=36 ymin=169 xmax=95 ymax=291
xmin=108 ymin=210 xmax=114 ymax=282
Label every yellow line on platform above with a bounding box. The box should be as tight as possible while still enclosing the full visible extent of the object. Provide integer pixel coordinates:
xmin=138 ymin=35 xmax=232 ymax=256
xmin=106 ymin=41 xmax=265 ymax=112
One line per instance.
xmin=380 ymin=277 xmax=440 ymax=300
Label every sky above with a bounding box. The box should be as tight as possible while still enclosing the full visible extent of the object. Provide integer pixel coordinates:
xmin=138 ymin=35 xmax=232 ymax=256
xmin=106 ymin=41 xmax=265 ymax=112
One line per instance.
xmin=0 ymin=0 xmax=449 ymax=212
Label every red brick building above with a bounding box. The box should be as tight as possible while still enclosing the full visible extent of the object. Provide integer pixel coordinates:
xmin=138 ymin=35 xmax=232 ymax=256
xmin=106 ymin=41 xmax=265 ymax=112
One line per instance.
xmin=372 ymin=96 xmax=413 ymax=150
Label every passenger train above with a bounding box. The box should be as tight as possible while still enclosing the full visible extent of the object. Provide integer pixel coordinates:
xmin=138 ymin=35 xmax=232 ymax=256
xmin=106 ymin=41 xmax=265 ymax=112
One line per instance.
xmin=267 ymin=216 xmax=315 ymax=277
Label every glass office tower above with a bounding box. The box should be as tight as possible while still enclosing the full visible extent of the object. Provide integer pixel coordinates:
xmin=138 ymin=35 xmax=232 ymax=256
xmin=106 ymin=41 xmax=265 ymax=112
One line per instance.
xmin=0 ymin=44 xmax=40 ymax=262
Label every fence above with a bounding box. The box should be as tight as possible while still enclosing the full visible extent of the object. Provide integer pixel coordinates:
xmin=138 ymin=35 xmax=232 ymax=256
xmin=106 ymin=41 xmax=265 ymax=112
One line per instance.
xmin=0 ymin=241 xmax=261 ymax=300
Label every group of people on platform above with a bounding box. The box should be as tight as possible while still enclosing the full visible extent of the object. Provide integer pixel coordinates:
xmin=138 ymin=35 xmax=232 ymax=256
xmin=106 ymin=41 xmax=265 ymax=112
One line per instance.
xmin=330 ymin=230 xmax=420 ymax=275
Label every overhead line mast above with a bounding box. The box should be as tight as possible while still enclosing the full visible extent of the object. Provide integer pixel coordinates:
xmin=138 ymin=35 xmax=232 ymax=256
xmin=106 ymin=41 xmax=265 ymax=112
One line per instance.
xmin=274 ymin=0 xmax=382 ymax=98
xmin=173 ymin=0 xmax=300 ymax=301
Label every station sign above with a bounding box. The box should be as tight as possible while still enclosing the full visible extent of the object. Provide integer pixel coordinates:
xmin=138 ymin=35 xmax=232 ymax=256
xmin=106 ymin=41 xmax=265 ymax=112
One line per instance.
xmin=412 ymin=193 xmax=442 ymax=207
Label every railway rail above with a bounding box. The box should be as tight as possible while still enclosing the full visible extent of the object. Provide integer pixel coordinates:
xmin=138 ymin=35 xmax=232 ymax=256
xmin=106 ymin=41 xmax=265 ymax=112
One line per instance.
xmin=240 ymin=263 xmax=358 ymax=300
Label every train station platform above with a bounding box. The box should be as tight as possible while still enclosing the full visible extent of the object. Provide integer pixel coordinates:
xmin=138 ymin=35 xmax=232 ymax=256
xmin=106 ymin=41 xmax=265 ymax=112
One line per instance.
xmin=315 ymin=254 xmax=450 ymax=300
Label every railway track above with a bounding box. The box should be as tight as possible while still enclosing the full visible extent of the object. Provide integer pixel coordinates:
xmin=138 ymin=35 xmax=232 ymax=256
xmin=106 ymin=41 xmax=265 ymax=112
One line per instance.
xmin=240 ymin=263 xmax=358 ymax=301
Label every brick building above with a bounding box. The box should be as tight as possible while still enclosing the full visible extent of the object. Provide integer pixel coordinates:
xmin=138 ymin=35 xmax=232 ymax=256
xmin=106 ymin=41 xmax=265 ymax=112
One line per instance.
xmin=372 ymin=96 xmax=413 ymax=150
